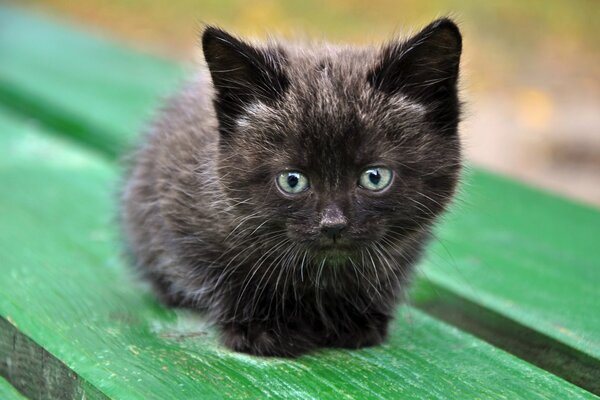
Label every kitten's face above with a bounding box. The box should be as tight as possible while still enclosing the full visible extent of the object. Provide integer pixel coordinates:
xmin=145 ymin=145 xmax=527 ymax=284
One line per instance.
xmin=203 ymin=20 xmax=462 ymax=265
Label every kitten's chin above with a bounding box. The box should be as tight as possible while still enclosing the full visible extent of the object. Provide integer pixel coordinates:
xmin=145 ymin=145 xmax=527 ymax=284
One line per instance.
xmin=313 ymin=243 xmax=355 ymax=265
xmin=321 ymin=252 xmax=353 ymax=266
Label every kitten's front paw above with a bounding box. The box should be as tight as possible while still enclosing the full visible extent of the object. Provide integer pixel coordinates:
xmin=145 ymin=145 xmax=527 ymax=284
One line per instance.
xmin=328 ymin=317 xmax=390 ymax=349
xmin=220 ymin=323 xmax=314 ymax=357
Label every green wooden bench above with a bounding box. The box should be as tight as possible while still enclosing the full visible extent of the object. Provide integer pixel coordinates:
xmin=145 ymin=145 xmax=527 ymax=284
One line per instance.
xmin=1 ymin=6 xmax=599 ymax=399
xmin=0 ymin=376 xmax=26 ymax=400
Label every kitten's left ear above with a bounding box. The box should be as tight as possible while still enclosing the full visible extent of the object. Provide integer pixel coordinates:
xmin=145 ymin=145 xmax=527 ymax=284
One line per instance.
xmin=202 ymin=27 xmax=289 ymax=136
xmin=369 ymin=18 xmax=462 ymax=106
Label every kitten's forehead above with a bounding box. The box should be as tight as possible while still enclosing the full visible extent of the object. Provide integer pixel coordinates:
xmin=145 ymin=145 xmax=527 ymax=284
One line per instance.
xmin=234 ymin=45 xmax=431 ymax=183
xmin=287 ymin=46 xmax=427 ymax=123
xmin=241 ymin=46 xmax=427 ymax=128
xmin=286 ymin=46 xmax=376 ymax=101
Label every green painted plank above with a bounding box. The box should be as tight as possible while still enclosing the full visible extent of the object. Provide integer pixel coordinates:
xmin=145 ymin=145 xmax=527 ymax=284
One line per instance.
xmin=411 ymin=280 xmax=600 ymax=395
xmin=0 ymin=6 xmax=185 ymax=157
xmin=2 ymin=4 xmax=600 ymax=391
xmin=0 ymin=109 xmax=595 ymax=399
xmin=0 ymin=376 xmax=26 ymax=400
xmin=0 ymin=317 xmax=106 ymax=400
xmin=419 ymin=169 xmax=600 ymax=359
xmin=413 ymin=168 xmax=600 ymax=392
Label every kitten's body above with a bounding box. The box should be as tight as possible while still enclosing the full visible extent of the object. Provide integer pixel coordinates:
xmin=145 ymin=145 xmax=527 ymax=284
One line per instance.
xmin=122 ymin=19 xmax=462 ymax=357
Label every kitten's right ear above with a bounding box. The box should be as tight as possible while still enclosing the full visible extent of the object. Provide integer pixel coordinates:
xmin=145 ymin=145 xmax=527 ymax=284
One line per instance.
xmin=369 ymin=19 xmax=462 ymax=133
xmin=202 ymin=27 xmax=289 ymax=134
xmin=369 ymin=18 xmax=462 ymax=102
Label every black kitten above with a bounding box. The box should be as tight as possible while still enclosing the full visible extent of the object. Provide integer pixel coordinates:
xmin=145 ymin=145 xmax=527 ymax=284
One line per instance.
xmin=121 ymin=18 xmax=462 ymax=357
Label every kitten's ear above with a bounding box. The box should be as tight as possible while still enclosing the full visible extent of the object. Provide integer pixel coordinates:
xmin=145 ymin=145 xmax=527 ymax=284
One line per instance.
xmin=369 ymin=18 xmax=462 ymax=105
xmin=202 ymin=27 xmax=289 ymax=134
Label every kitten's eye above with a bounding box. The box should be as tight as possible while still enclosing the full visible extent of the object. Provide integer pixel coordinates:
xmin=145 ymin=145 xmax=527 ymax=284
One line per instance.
xmin=358 ymin=167 xmax=393 ymax=192
xmin=276 ymin=171 xmax=309 ymax=194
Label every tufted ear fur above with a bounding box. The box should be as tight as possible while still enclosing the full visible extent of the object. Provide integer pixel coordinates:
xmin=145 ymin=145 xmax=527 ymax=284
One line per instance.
xmin=369 ymin=18 xmax=462 ymax=132
xmin=202 ymin=27 xmax=289 ymax=136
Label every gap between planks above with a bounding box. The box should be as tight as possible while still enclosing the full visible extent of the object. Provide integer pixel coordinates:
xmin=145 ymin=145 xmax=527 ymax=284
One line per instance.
xmin=0 ymin=318 xmax=108 ymax=400
xmin=412 ymin=280 xmax=600 ymax=396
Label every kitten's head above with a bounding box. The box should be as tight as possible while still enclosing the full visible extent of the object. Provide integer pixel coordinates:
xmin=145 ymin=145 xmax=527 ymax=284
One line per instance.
xmin=202 ymin=19 xmax=462 ymax=267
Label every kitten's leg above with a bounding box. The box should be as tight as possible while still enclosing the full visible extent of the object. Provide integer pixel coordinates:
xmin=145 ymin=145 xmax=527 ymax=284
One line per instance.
xmin=220 ymin=311 xmax=391 ymax=356
xmin=326 ymin=311 xmax=391 ymax=349
xmin=219 ymin=320 xmax=319 ymax=357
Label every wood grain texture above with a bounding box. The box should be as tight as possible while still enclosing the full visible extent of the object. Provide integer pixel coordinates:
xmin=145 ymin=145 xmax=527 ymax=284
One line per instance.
xmin=0 ymin=318 xmax=107 ymax=400
xmin=0 ymin=107 xmax=595 ymax=399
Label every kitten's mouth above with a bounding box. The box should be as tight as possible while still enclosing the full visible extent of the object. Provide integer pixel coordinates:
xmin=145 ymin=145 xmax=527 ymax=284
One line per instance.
xmin=293 ymin=233 xmax=357 ymax=261
xmin=314 ymin=242 xmax=354 ymax=263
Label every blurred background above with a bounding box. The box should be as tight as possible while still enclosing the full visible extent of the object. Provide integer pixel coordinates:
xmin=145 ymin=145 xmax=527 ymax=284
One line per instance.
xmin=17 ymin=0 xmax=600 ymax=206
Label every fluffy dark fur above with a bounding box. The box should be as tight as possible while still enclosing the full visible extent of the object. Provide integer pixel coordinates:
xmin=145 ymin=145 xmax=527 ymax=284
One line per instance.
xmin=121 ymin=18 xmax=463 ymax=357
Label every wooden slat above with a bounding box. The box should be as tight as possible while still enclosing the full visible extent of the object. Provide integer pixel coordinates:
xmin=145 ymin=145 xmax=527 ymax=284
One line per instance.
xmin=0 ymin=107 xmax=595 ymax=399
xmin=414 ymin=169 xmax=600 ymax=391
xmin=0 ymin=376 xmax=26 ymax=400
xmin=0 ymin=6 xmax=185 ymax=157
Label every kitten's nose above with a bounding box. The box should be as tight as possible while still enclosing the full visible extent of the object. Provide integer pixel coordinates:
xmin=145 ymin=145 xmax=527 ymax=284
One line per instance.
xmin=321 ymin=223 xmax=346 ymax=239
xmin=320 ymin=205 xmax=347 ymax=239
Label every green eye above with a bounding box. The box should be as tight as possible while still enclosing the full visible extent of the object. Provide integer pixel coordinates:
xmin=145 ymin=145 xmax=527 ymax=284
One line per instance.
xmin=276 ymin=171 xmax=309 ymax=194
xmin=359 ymin=167 xmax=393 ymax=191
